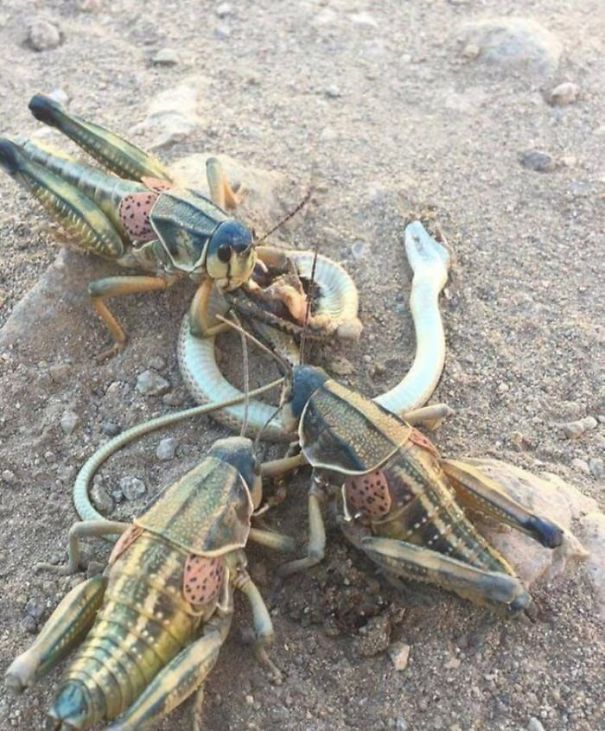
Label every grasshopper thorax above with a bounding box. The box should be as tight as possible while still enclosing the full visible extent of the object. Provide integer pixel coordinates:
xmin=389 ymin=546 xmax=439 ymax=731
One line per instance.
xmin=285 ymin=366 xmax=413 ymax=475
xmin=149 ymin=189 xmax=255 ymax=287
xmin=135 ymin=437 xmax=260 ymax=555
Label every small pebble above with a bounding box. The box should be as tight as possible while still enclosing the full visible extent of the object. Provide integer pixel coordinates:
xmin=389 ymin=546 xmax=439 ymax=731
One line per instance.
xmin=351 ymin=240 xmax=368 ymax=260
xmin=60 ymin=410 xmax=79 ymax=435
xmin=571 ymin=458 xmax=590 ymax=475
xmin=562 ymin=416 xmax=598 ymax=439
xmin=101 ymin=421 xmax=121 ymax=437
xmin=519 ymin=149 xmax=556 ymax=173
xmin=1 ymin=469 xmax=17 ymax=485
xmin=548 ymin=81 xmax=579 ymax=106
xmin=152 ymin=48 xmax=180 ymax=66
xmin=136 ymin=369 xmax=170 ymax=396
xmin=329 ymin=355 xmax=354 ymax=376
xmin=91 ymin=482 xmax=114 ymax=514
xmin=350 ymin=11 xmax=378 ymax=28
xmin=22 ymin=615 xmax=38 ymax=634
xmin=355 ymin=615 xmax=391 ymax=657
xmin=588 ymin=458 xmax=604 ymax=480
xmin=324 ymin=85 xmax=342 ymax=99
xmin=148 ymin=356 xmax=166 ymax=370
xmin=215 ymin=2 xmax=232 ymax=17
xmin=527 ymin=718 xmax=545 ymax=731
xmin=156 ymin=437 xmax=178 ymax=461
xmin=388 ymin=641 xmax=411 ymax=671
xmin=462 ymin=42 xmax=480 ymax=60
xmin=119 ymin=476 xmax=147 ymax=501
xmin=27 ymin=18 xmax=63 ymax=51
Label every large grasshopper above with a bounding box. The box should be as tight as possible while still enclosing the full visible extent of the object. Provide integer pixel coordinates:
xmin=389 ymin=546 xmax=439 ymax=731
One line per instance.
xmin=275 ymin=365 xmax=564 ymax=616
xmin=0 ymin=95 xmax=352 ymax=358
xmin=5 ymin=437 xmax=293 ymax=730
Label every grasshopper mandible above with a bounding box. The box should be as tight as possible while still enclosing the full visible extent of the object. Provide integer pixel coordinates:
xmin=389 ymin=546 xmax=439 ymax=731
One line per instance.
xmin=274 ymin=365 xmax=564 ymax=616
xmin=5 ymin=437 xmax=293 ymax=730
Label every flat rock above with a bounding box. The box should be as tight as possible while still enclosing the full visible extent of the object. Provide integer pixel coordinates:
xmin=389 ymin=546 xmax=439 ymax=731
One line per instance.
xmin=456 ymin=17 xmax=562 ymax=80
xmin=467 ymin=459 xmax=596 ymax=590
xmin=577 ymin=513 xmax=605 ymax=619
xmin=130 ymin=79 xmax=204 ymax=148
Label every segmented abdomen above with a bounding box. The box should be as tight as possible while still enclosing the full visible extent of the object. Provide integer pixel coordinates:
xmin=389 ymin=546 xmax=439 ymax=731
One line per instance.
xmin=21 ymin=139 xmax=143 ymax=232
xmin=52 ymin=532 xmax=223 ymax=727
xmin=346 ymin=443 xmax=514 ymax=576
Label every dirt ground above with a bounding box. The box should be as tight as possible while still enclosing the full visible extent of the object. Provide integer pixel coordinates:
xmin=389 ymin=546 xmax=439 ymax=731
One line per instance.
xmin=0 ymin=1 xmax=604 ymax=730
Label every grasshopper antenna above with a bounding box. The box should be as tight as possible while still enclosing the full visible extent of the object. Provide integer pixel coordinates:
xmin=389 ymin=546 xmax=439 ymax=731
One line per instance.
xmin=232 ymin=311 xmax=250 ymax=437
xmin=255 ymin=186 xmax=314 ymax=244
xmin=299 ymin=239 xmax=320 ymax=365
xmin=215 ymin=314 xmax=292 ymax=377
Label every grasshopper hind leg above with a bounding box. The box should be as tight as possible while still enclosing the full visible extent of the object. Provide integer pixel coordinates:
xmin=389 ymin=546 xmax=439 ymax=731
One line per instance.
xmin=0 ymin=138 xmax=124 ymax=259
xmin=357 ymin=534 xmax=532 ymax=616
xmin=29 ymin=94 xmax=172 ymax=184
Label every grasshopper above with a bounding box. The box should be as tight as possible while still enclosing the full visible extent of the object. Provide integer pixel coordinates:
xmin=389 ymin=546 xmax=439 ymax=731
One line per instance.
xmin=0 ymin=95 xmax=326 ymax=359
xmin=274 ymin=365 xmax=564 ymax=615
xmin=5 ymin=437 xmax=294 ymax=730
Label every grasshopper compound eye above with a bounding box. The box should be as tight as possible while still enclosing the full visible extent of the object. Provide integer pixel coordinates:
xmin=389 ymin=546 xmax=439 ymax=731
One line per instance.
xmin=217 ymin=243 xmax=232 ymax=263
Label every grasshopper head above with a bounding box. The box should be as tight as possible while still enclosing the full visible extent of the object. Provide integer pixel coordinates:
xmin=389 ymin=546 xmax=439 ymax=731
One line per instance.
xmin=281 ymin=365 xmax=329 ymax=432
xmin=206 ymin=220 xmax=256 ymax=291
xmin=209 ymin=436 xmax=262 ymax=508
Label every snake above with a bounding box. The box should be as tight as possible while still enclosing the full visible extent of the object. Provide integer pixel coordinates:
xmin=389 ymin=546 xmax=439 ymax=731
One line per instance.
xmin=74 ymin=221 xmax=450 ymax=524
xmin=178 ymin=221 xmax=450 ymax=438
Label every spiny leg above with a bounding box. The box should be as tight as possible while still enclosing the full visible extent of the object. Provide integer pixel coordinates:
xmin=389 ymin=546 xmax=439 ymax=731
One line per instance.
xmin=5 ymin=575 xmax=106 ymax=692
xmin=277 ymin=472 xmax=327 ymax=578
xmin=441 ymin=460 xmax=564 ymax=549
xmin=206 ymin=157 xmax=240 ymax=210
xmin=36 ymin=520 xmax=128 ymax=575
xmin=0 ymin=138 xmax=124 ymax=258
xmin=359 ymin=535 xmax=531 ymax=614
xmin=28 ymin=94 xmax=172 ymax=183
xmin=234 ymin=570 xmax=282 ymax=682
xmin=106 ymin=599 xmax=233 ymax=731
xmin=88 ymin=275 xmax=170 ymax=359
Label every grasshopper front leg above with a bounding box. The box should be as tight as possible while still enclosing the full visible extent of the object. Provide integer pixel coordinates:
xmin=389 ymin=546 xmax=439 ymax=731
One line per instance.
xmin=277 ymin=471 xmax=329 ymax=578
xmin=36 ymin=520 xmax=129 ymax=575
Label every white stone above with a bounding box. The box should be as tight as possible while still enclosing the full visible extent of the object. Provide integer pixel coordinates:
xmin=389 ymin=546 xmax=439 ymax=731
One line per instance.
xmin=60 ymin=410 xmax=79 ymax=435
xmin=131 ymin=80 xmax=203 ymax=148
xmin=388 ymin=641 xmax=411 ymax=671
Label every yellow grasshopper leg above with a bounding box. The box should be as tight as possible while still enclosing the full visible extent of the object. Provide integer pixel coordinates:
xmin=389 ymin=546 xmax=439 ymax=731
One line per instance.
xmin=188 ymin=278 xmax=231 ymax=338
xmin=5 ymin=576 xmax=106 ymax=692
xmin=87 ymin=275 xmax=171 ymax=359
xmin=36 ymin=520 xmax=129 ymax=576
xmin=441 ymin=460 xmax=564 ymax=548
xmin=206 ymin=157 xmax=240 ymax=210
xmin=277 ymin=472 xmax=328 ymax=578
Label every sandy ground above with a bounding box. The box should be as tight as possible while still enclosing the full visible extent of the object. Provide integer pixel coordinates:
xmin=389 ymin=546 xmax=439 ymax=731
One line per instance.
xmin=0 ymin=1 xmax=604 ymax=730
